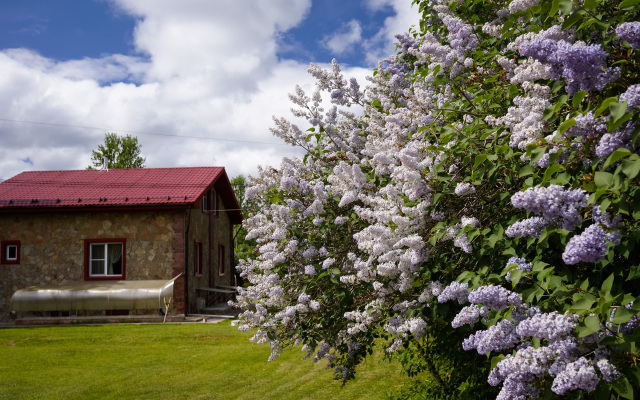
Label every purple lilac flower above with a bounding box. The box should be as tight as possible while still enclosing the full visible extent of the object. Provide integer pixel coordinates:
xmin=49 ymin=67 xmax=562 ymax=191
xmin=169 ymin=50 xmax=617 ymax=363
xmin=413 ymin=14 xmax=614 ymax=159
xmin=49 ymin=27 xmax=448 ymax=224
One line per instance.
xmin=520 ymin=39 xmax=618 ymax=94
xmin=596 ymin=359 xmax=621 ymax=382
xmin=564 ymin=112 xmax=607 ymax=138
xmin=562 ymin=224 xmax=610 ymax=264
xmin=616 ymin=22 xmax=640 ymax=49
xmin=437 ymin=281 xmax=469 ymax=304
xmin=488 ymin=346 xmax=556 ymax=387
xmin=595 ymin=121 xmax=635 ymax=159
xmin=462 ymin=320 xmax=519 ymax=354
xmin=516 ymin=311 xmax=578 ymax=341
xmin=511 ymin=185 xmax=588 ymax=230
xmin=593 ymin=205 xmax=622 ymax=228
xmin=468 ymin=285 xmax=521 ymax=310
xmin=551 ymin=357 xmax=600 ymax=395
xmin=505 ymin=216 xmax=551 ymax=238
xmin=505 ymin=257 xmax=532 ymax=283
xmin=451 ymin=305 xmax=488 ymax=328
xmin=621 ymin=84 xmax=640 ymax=109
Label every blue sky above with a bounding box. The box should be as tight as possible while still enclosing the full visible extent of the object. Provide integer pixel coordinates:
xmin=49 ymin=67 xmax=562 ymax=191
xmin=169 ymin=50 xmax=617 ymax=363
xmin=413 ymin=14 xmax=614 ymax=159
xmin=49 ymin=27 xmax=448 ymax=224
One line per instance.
xmin=0 ymin=0 xmax=420 ymax=180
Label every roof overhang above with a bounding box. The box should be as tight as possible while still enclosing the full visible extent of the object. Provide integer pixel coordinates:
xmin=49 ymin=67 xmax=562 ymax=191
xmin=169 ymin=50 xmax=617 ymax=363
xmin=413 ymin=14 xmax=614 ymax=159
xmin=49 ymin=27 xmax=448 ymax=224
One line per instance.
xmin=11 ymin=276 xmax=181 ymax=312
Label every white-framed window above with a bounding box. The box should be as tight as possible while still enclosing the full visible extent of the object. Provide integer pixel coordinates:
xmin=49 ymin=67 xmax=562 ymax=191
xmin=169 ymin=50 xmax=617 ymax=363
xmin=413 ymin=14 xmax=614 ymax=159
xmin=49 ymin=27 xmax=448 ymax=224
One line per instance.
xmin=84 ymin=239 xmax=125 ymax=280
xmin=6 ymin=245 xmax=17 ymax=260
xmin=1 ymin=240 xmax=20 ymax=264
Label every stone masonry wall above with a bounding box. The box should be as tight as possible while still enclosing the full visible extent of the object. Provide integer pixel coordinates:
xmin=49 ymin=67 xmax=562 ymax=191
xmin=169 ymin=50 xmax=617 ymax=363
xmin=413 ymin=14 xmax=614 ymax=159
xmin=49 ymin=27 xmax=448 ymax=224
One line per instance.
xmin=0 ymin=210 xmax=181 ymax=321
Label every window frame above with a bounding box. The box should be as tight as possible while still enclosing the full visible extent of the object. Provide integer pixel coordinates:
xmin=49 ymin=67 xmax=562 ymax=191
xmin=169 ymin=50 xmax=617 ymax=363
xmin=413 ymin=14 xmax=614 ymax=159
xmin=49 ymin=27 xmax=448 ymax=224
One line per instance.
xmin=1 ymin=240 xmax=20 ymax=265
xmin=218 ymin=244 xmax=225 ymax=276
xmin=201 ymin=188 xmax=218 ymax=216
xmin=194 ymin=240 xmax=203 ymax=276
xmin=84 ymin=238 xmax=126 ymax=280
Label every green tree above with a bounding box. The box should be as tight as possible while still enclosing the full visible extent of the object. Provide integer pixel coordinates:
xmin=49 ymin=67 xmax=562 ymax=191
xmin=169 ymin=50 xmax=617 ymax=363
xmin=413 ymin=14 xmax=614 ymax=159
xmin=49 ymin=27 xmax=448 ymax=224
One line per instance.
xmin=88 ymin=133 xmax=146 ymax=169
xmin=230 ymin=174 xmax=257 ymax=265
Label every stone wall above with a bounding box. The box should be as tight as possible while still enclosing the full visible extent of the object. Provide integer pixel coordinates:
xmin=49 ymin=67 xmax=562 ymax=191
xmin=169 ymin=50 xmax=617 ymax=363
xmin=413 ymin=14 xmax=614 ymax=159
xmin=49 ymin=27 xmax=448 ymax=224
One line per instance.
xmin=0 ymin=210 xmax=182 ymax=321
xmin=186 ymin=190 xmax=234 ymax=313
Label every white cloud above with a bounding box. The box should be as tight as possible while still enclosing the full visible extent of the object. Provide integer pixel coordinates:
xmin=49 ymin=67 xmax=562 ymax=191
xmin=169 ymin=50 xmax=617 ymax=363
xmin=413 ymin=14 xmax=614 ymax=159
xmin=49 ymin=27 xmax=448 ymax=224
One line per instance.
xmin=362 ymin=0 xmax=421 ymax=64
xmin=0 ymin=0 xmax=411 ymax=182
xmin=321 ymin=20 xmax=362 ymax=55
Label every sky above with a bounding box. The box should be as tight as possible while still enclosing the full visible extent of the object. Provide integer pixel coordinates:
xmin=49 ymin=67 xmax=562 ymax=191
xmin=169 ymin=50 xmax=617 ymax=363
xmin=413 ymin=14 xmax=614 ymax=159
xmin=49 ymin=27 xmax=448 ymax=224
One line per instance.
xmin=0 ymin=0 xmax=421 ymax=181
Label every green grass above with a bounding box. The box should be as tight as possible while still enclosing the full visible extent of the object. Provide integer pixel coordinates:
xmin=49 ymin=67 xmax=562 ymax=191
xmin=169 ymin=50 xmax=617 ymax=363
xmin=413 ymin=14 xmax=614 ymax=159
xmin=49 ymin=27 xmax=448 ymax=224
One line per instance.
xmin=0 ymin=321 xmax=413 ymax=400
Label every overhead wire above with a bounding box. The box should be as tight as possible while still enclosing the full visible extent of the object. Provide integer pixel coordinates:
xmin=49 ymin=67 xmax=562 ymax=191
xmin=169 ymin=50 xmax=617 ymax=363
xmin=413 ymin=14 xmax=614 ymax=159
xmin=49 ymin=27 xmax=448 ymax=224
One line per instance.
xmin=0 ymin=117 xmax=289 ymax=146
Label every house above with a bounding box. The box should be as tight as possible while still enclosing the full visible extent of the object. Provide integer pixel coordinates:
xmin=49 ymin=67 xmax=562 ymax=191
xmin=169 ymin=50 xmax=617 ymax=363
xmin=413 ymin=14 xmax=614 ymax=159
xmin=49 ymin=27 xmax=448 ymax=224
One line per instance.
xmin=0 ymin=167 xmax=242 ymax=322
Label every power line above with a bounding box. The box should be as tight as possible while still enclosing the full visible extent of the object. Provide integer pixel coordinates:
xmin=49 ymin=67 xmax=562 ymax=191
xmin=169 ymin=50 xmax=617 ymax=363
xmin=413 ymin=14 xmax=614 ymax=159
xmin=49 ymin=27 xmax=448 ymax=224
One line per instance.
xmin=0 ymin=117 xmax=289 ymax=146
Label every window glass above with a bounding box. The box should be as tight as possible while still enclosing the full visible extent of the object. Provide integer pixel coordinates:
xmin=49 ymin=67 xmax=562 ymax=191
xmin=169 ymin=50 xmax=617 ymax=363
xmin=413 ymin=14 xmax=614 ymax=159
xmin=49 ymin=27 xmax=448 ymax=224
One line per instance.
xmin=6 ymin=245 xmax=17 ymax=260
xmin=90 ymin=243 xmax=123 ymax=276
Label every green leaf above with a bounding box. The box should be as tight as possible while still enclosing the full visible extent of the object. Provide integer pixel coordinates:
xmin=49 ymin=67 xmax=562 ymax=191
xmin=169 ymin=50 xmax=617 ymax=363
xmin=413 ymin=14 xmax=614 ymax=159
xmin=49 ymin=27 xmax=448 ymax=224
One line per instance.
xmin=610 ymin=102 xmax=629 ymax=124
xmin=491 ymin=354 xmax=505 ymax=369
xmin=601 ymin=273 xmax=614 ymax=294
xmin=611 ymin=307 xmax=633 ymax=324
xmin=595 ymin=97 xmax=619 ymax=116
xmin=571 ymin=297 xmax=595 ymax=312
xmin=331 ymin=268 xmax=341 ymax=275
xmin=594 ymin=381 xmax=611 ymax=400
xmin=620 ymin=0 xmax=640 ymax=8
xmin=562 ymin=12 xmax=583 ymax=29
xmin=474 ymin=154 xmax=488 ymax=170
xmin=510 ymin=269 xmax=523 ymax=288
xmin=541 ymin=164 xmax=564 ymax=186
xmin=594 ymin=171 xmax=614 ymax=188
xmin=559 ymin=0 xmax=573 ymax=14
xmin=612 ymin=376 xmax=634 ymax=399
xmin=579 ymin=315 xmax=602 ymax=338
xmin=583 ymin=0 xmax=597 ymax=9
xmin=621 ymin=154 xmax=640 ymax=179
xmin=572 ymin=91 xmax=588 ymax=108
xmin=603 ymin=148 xmax=632 ymax=170
xmin=519 ymin=165 xmax=534 ymax=177
xmin=548 ymin=0 xmax=561 ymax=17
xmin=558 ymin=118 xmax=576 ymax=135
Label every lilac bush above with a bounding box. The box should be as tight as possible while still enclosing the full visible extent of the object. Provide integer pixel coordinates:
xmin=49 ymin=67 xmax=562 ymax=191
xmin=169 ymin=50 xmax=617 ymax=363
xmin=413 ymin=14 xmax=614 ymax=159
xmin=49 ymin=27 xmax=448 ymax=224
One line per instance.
xmin=233 ymin=0 xmax=640 ymax=398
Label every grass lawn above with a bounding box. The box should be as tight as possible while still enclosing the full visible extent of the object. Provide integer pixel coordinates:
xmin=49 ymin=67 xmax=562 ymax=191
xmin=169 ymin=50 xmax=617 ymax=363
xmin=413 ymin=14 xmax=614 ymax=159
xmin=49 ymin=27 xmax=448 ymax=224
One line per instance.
xmin=0 ymin=321 xmax=415 ymax=400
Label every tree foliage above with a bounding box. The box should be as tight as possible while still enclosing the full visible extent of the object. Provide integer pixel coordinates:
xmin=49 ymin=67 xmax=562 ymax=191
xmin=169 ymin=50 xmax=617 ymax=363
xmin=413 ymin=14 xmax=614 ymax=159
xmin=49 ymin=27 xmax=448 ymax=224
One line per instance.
xmin=234 ymin=0 xmax=640 ymax=398
xmin=88 ymin=133 xmax=146 ymax=169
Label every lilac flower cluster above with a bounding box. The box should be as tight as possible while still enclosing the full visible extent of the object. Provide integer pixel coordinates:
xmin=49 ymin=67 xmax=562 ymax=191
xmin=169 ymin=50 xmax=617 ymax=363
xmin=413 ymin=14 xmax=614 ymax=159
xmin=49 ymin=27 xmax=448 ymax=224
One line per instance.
xmin=551 ymin=357 xmax=600 ymax=395
xmin=595 ymin=121 xmax=635 ymax=159
xmin=616 ymin=22 xmax=640 ymax=49
xmin=437 ymin=281 xmax=469 ymax=304
xmin=489 ymin=346 xmax=556 ymax=399
xmin=516 ymin=312 xmax=578 ymax=341
xmin=451 ymin=305 xmax=488 ymax=328
xmin=563 ymin=112 xmax=607 ymax=138
xmin=562 ymin=224 xmax=610 ymax=264
xmin=462 ymin=320 xmax=519 ymax=354
xmin=510 ymin=185 xmax=588 ymax=231
xmin=519 ymin=40 xmax=618 ymax=94
xmin=454 ymin=182 xmax=476 ymax=196
xmin=505 ymin=216 xmax=550 ymax=238
xmin=592 ymin=205 xmax=622 ymax=229
xmin=504 ymin=257 xmax=532 ymax=283
xmin=468 ymin=285 xmax=522 ymax=310
xmin=620 ymin=84 xmax=640 ymax=109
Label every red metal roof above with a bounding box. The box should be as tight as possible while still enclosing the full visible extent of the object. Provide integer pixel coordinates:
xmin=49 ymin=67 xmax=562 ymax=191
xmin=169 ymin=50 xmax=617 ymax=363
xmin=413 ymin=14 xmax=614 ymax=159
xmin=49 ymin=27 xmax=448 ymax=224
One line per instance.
xmin=0 ymin=167 xmax=232 ymax=212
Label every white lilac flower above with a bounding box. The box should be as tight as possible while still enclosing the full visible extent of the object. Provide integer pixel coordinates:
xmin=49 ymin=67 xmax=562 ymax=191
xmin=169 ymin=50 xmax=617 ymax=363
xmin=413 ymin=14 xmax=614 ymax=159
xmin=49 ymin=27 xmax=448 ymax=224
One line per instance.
xmin=451 ymin=305 xmax=488 ymax=328
xmin=455 ymin=182 xmax=476 ymax=196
